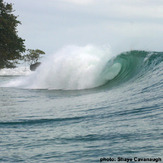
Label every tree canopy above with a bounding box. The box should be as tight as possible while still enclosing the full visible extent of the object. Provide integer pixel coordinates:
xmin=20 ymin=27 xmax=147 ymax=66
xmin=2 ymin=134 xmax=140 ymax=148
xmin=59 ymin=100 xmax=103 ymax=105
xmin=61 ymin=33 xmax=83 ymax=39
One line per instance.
xmin=23 ymin=49 xmax=45 ymax=66
xmin=0 ymin=0 xmax=25 ymax=69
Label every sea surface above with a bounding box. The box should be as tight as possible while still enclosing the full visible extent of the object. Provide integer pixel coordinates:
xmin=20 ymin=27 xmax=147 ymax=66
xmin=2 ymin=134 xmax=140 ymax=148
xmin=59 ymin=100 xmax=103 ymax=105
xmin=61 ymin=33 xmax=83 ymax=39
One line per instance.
xmin=0 ymin=46 xmax=163 ymax=162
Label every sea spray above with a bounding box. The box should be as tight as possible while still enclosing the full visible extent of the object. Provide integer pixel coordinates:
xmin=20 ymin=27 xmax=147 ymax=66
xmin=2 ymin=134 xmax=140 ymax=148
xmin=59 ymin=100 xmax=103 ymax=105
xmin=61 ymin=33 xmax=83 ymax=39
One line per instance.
xmin=26 ymin=45 xmax=115 ymax=90
xmin=2 ymin=45 xmax=117 ymax=90
xmin=1 ymin=46 xmax=163 ymax=90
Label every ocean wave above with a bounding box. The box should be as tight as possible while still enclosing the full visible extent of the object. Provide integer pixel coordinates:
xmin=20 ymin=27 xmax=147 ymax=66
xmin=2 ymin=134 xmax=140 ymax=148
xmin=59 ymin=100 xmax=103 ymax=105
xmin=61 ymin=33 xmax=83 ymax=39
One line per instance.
xmin=1 ymin=45 xmax=163 ymax=90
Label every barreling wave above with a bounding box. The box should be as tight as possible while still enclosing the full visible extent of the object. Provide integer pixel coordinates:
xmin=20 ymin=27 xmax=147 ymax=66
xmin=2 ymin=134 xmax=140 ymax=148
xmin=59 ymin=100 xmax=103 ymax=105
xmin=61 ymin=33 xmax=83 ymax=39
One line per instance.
xmin=1 ymin=45 xmax=163 ymax=90
xmin=100 ymin=50 xmax=163 ymax=88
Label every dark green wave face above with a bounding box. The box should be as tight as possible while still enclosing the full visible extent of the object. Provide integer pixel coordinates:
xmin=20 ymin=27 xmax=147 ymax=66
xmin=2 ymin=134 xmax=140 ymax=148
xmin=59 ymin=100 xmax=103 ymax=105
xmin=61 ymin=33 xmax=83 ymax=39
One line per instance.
xmin=99 ymin=50 xmax=163 ymax=89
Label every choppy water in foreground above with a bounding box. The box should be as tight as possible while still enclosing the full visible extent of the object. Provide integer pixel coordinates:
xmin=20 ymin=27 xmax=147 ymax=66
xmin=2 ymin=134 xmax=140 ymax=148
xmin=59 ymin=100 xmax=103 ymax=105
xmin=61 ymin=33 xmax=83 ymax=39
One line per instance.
xmin=0 ymin=49 xmax=163 ymax=162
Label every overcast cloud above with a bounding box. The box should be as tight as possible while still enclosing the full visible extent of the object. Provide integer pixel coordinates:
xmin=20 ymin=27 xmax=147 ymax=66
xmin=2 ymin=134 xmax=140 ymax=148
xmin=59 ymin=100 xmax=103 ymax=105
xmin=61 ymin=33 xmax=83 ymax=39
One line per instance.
xmin=4 ymin=0 xmax=163 ymax=54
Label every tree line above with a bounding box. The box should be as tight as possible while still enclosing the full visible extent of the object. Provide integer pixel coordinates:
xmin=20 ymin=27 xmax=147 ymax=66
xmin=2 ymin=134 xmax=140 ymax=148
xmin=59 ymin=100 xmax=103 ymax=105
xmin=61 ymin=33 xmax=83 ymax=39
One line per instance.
xmin=0 ymin=0 xmax=45 ymax=69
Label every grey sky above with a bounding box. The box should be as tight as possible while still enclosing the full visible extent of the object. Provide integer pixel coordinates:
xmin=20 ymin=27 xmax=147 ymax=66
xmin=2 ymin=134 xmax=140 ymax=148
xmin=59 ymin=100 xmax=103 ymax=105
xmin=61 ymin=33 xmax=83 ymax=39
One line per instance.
xmin=4 ymin=0 xmax=163 ymax=54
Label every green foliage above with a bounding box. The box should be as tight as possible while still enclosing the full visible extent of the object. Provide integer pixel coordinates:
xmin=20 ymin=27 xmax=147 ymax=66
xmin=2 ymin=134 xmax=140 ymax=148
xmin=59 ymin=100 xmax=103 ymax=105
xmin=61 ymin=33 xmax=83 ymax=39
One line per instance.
xmin=0 ymin=0 xmax=25 ymax=69
xmin=23 ymin=49 xmax=45 ymax=65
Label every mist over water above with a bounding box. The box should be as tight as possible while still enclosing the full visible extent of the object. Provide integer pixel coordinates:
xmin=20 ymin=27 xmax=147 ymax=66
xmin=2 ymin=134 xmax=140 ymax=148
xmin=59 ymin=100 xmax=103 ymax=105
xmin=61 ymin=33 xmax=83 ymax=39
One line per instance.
xmin=2 ymin=45 xmax=120 ymax=90
xmin=0 ymin=67 xmax=31 ymax=76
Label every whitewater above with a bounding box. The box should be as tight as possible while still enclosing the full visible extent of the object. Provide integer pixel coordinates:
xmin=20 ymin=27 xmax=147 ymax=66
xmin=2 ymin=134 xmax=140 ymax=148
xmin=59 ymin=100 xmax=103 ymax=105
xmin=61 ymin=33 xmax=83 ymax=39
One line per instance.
xmin=2 ymin=45 xmax=118 ymax=90
xmin=0 ymin=45 xmax=163 ymax=162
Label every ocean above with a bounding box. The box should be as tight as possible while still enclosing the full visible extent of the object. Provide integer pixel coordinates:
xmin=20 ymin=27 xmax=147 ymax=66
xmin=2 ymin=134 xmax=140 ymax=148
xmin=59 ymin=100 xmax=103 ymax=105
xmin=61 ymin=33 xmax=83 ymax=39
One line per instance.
xmin=0 ymin=45 xmax=163 ymax=162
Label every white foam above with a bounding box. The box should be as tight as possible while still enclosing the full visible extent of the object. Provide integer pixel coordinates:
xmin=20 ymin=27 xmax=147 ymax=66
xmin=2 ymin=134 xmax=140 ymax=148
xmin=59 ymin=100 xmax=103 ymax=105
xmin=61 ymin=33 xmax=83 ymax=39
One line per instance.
xmin=0 ymin=67 xmax=31 ymax=76
xmin=2 ymin=45 xmax=120 ymax=90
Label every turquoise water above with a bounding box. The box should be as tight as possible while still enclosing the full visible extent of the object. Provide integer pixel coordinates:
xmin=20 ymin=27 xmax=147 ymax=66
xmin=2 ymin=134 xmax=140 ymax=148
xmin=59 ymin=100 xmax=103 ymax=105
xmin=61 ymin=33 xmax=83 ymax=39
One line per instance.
xmin=0 ymin=50 xmax=163 ymax=162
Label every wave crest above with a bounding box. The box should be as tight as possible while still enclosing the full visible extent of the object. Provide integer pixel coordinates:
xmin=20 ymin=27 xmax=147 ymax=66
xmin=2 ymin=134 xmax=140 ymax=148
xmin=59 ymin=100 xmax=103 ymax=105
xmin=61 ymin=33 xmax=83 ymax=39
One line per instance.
xmin=1 ymin=45 xmax=163 ymax=90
